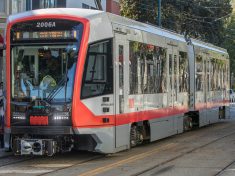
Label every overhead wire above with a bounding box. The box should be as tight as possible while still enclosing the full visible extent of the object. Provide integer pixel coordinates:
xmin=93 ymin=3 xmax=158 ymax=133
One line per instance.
xmin=134 ymin=0 xmax=232 ymax=24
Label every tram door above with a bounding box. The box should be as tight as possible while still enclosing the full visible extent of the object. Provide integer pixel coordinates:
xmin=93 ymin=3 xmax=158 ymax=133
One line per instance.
xmin=168 ymin=46 xmax=179 ymax=108
xmin=114 ymin=33 xmax=130 ymax=149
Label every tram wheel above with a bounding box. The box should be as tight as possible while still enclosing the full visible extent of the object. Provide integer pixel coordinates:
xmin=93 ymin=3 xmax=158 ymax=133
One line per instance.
xmin=183 ymin=116 xmax=193 ymax=131
xmin=130 ymin=124 xmax=144 ymax=148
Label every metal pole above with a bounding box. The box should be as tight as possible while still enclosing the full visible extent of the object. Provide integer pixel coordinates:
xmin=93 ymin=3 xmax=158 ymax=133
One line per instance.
xmin=158 ymin=0 xmax=161 ymax=27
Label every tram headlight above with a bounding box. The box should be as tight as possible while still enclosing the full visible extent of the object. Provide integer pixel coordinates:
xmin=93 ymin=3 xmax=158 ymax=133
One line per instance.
xmin=12 ymin=112 xmax=26 ymax=120
xmin=53 ymin=116 xmax=69 ymax=120
xmin=53 ymin=112 xmax=70 ymax=120
xmin=12 ymin=116 xmax=26 ymax=120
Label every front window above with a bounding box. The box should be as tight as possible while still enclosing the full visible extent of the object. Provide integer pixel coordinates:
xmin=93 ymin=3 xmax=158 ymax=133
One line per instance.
xmin=11 ymin=19 xmax=83 ymax=103
xmin=11 ymin=45 xmax=78 ymax=102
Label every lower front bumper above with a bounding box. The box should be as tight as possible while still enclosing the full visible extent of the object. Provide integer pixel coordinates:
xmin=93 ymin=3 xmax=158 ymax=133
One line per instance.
xmin=14 ymin=138 xmax=57 ymax=156
xmin=11 ymin=126 xmax=73 ymax=135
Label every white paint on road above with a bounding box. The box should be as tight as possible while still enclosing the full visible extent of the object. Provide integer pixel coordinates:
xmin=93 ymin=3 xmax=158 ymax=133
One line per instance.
xmin=0 ymin=169 xmax=53 ymax=174
xmin=32 ymin=163 xmax=73 ymax=168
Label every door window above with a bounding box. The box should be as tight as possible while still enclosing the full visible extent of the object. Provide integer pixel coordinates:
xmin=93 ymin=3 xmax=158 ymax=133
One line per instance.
xmin=119 ymin=45 xmax=124 ymax=113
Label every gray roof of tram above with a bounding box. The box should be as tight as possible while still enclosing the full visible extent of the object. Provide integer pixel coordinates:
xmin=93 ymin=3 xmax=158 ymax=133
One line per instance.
xmin=8 ymin=8 xmax=228 ymax=55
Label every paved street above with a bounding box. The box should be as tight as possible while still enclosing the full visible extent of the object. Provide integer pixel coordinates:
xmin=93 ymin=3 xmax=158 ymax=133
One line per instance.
xmin=0 ymin=149 xmax=11 ymax=158
xmin=0 ymin=105 xmax=235 ymax=176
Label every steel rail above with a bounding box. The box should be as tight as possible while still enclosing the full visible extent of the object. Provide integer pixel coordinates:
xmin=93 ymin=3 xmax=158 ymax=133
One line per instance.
xmin=131 ymin=130 xmax=235 ymax=176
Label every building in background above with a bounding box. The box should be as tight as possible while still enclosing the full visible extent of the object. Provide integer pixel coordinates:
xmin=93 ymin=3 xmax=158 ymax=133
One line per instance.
xmin=24 ymin=0 xmax=120 ymax=14
xmin=0 ymin=0 xmax=8 ymax=37
xmin=8 ymin=0 xmax=121 ymax=15
xmin=0 ymin=0 xmax=9 ymax=82
xmin=0 ymin=0 xmax=120 ymax=45
xmin=107 ymin=0 xmax=120 ymax=15
xmin=0 ymin=0 xmax=120 ymax=83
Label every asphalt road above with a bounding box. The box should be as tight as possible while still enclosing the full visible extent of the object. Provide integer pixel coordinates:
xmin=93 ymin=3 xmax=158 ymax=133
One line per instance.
xmin=0 ymin=106 xmax=235 ymax=176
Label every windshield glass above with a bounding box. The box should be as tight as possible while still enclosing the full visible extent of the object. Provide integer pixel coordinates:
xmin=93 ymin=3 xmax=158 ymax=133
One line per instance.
xmin=11 ymin=44 xmax=78 ymax=102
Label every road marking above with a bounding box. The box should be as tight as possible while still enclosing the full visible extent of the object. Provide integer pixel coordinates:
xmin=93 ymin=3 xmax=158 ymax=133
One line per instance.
xmin=32 ymin=163 xmax=73 ymax=168
xmin=78 ymin=143 xmax=177 ymax=176
xmin=227 ymin=169 xmax=235 ymax=171
xmin=0 ymin=169 xmax=53 ymax=174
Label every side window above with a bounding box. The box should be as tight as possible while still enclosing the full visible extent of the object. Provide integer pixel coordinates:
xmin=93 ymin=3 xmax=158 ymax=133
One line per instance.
xmin=169 ymin=54 xmax=173 ymax=90
xmin=211 ymin=58 xmax=219 ymax=91
xmin=179 ymin=51 xmax=189 ymax=93
xmin=174 ymin=54 xmax=178 ymax=92
xmin=196 ymin=55 xmax=203 ymax=91
xmin=207 ymin=60 xmax=210 ymax=92
xmin=81 ymin=40 xmax=113 ymax=99
xmin=129 ymin=41 xmax=167 ymax=95
xmin=211 ymin=58 xmax=214 ymax=91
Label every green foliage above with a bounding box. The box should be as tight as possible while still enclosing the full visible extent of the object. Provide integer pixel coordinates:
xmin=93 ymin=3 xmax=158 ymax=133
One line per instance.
xmin=221 ymin=15 xmax=235 ymax=75
xmin=120 ymin=0 xmax=234 ymax=73
xmin=120 ymin=0 xmax=232 ymax=45
xmin=120 ymin=0 xmax=157 ymax=24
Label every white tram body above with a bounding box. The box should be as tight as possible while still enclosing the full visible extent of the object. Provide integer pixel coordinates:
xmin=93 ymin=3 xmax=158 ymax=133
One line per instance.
xmin=6 ymin=9 xmax=230 ymax=155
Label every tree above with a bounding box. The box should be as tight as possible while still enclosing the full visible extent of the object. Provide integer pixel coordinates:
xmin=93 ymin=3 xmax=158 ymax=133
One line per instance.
xmin=221 ymin=15 xmax=235 ymax=88
xmin=176 ymin=0 xmax=232 ymax=45
xmin=120 ymin=0 xmax=157 ymax=24
xmin=120 ymin=0 xmax=232 ymax=45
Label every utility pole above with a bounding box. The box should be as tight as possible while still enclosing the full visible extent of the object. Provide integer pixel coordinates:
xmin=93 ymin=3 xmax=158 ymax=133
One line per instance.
xmin=95 ymin=0 xmax=103 ymax=11
xmin=158 ymin=0 xmax=162 ymax=27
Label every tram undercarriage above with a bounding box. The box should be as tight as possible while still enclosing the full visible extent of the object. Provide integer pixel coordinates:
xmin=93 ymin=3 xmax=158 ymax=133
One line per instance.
xmin=13 ymin=135 xmax=74 ymax=156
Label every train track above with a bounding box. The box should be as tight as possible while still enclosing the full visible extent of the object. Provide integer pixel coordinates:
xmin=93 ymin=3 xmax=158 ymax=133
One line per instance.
xmin=131 ymin=130 xmax=235 ymax=176
xmin=31 ymin=122 xmax=235 ymax=176
xmin=0 ymin=122 xmax=233 ymax=176
xmin=0 ymin=150 xmax=105 ymax=172
xmin=0 ymin=152 xmax=13 ymax=160
xmin=0 ymin=151 xmax=105 ymax=176
xmin=36 ymin=154 xmax=105 ymax=176
xmin=0 ymin=155 xmax=34 ymax=167
xmin=214 ymin=160 xmax=235 ymax=176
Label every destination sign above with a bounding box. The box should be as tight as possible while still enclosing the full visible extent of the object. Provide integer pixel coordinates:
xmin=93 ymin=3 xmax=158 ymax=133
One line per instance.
xmin=13 ymin=30 xmax=78 ymax=41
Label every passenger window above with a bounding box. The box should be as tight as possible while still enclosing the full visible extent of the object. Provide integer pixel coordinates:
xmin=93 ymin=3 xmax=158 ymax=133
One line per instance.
xmin=81 ymin=40 xmax=113 ymax=99
xmin=179 ymin=52 xmax=189 ymax=93
xmin=129 ymin=41 xmax=167 ymax=94
xmin=196 ymin=55 xmax=203 ymax=91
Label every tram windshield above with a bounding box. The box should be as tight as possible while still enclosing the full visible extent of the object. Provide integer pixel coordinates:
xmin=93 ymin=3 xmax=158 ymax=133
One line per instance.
xmin=10 ymin=19 xmax=83 ymax=103
xmin=11 ymin=44 xmax=78 ymax=103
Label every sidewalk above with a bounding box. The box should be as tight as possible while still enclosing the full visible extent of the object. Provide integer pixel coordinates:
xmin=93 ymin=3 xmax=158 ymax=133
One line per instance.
xmin=0 ymin=148 xmax=12 ymax=158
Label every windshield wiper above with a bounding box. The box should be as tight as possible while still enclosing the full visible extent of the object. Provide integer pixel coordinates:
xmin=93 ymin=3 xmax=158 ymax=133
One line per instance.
xmin=46 ymin=54 xmax=70 ymax=103
xmin=64 ymin=54 xmax=69 ymax=105
xmin=45 ymin=76 xmax=68 ymax=103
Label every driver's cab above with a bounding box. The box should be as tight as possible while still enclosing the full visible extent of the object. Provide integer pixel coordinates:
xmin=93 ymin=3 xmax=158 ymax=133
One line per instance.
xmin=12 ymin=45 xmax=77 ymax=102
